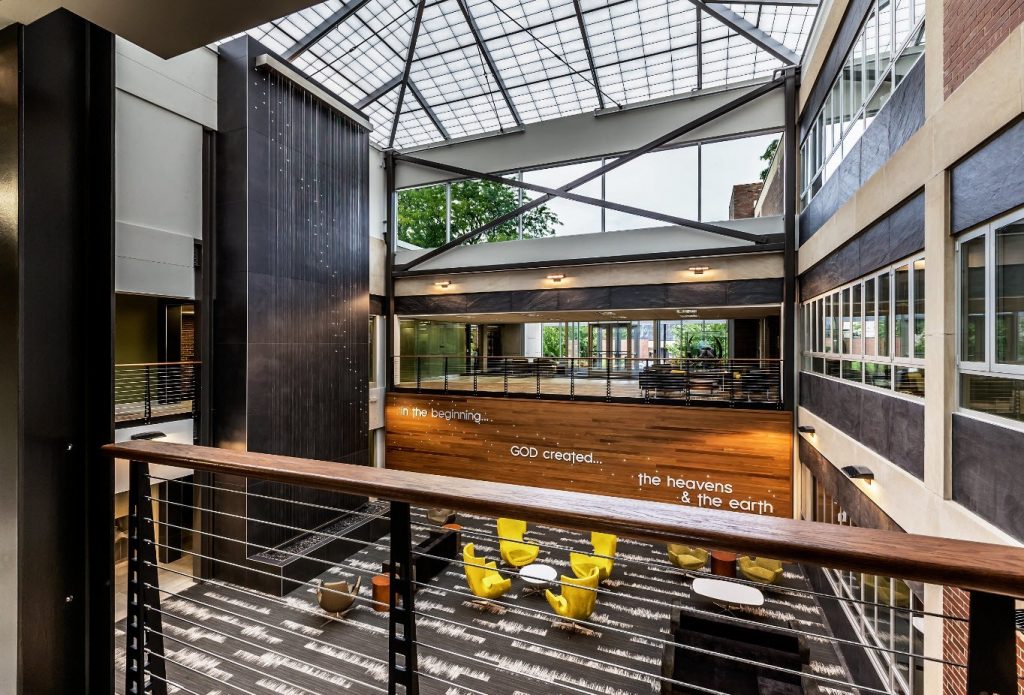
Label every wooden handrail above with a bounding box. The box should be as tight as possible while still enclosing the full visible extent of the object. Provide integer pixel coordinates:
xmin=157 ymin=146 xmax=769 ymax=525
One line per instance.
xmin=103 ymin=440 xmax=1024 ymax=598
xmin=115 ymin=361 xmax=201 ymax=368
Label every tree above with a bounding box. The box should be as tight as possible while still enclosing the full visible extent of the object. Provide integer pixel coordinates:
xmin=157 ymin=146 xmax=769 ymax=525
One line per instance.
xmin=665 ymin=321 xmax=729 ymax=359
xmin=542 ymin=323 xmax=591 ymax=357
xmin=397 ymin=180 xmax=561 ymax=248
xmin=760 ymin=139 xmax=779 ymax=182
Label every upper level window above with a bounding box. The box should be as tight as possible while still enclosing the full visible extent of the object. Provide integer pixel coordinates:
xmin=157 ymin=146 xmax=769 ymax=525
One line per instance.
xmin=957 ymin=214 xmax=1024 ymax=424
xmin=799 ymin=0 xmax=926 ymax=209
xmin=801 ymin=253 xmax=926 ymax=398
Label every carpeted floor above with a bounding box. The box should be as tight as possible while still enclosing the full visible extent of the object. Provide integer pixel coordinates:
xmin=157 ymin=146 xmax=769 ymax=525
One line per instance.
xmin=115 ymin=510 xmax=860 ymax=695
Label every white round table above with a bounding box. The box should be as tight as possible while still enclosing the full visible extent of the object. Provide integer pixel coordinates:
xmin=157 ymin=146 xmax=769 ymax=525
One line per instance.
xmin=692 ymin=577 xmax=765 ymax=608
xmin=519 ymin=563 xmax=558 ymax=585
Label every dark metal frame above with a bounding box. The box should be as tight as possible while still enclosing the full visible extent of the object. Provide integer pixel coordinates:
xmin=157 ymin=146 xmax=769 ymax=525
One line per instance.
xmin=395 ymin=152 xmax=778 ymax=246
xmin=572 ymin=0 xmax=605 ymax=110
xmin=389 ymin=0 xmax=428 ymax=149
xmin=688 ymin=1 xmax=800 ymax=65
xmin=783 ymin=67 xmax=798 ymax=411
xmin=388 ymin=502 xmax=419 ymax=695
xmin=397 ymin=75 xmax=786 ymax=271
xmin=454 ymin=0 xmax=524 ymax=127
xmin=283 ymin=0 xmax=373 ymax=62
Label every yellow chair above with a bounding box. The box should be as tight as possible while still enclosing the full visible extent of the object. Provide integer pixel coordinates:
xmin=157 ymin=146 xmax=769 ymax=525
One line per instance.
xmin=569 ymin=532 xmax=618 ymax=581
xmin=667 ymin=544 xmax=709 ymax=570
xmin=496 ymin=518 xmax=540 ymax=567
xmin=545 ymin=567 xmax=600 ymax=635
xmin=463 ymin=544 xmax=512 ymax=599
xmin=738 ymin=556 xmax=784 ymax=584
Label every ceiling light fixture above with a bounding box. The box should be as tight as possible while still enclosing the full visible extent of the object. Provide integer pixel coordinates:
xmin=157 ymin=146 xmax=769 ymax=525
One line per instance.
xmin=689 ymin=265 xmax=710 ymax=276
xmin=435 ymin=280 xmax=451 ymax=289
xmin=841 ymin=465 xmax=875 ymax=482
xmin=546 ymin=273 xmax=566 ymax=283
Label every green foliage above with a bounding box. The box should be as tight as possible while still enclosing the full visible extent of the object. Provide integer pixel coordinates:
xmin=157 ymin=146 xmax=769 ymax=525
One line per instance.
xmin=760 ymin=139 xmax=779 ymax=182
xmin=397 ymin=180 xmax=561 ymax=248
xmin=542 ymin=324 xmax=591 ymax=357
xmin=664 ymin=321 xmax=729 ymax=359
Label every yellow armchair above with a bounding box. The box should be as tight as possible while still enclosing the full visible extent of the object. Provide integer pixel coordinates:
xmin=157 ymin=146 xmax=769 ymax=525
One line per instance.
xmin=545 ymin=567 xmax=600 ymax=634
xmin=570 ymin=532 xmax=617 ymax=581
xmin=496 ymin=518 xmax=540 ymax=568
xmin=463 ymin=544 xmax=512 ymax=599
xmin=738 ymin=556 xmax=784 ymax=584
xmin=667 ymin=544 xmax=709 ymax=570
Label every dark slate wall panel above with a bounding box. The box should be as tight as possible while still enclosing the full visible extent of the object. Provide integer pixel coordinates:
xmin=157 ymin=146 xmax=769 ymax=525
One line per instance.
xmin=800 ymin=192 xmax=925 ymax=300
xmin=951 ymin=117 xmax=1024 ymax=234
xmin=800 ymin=60 xmax=925 ymax=244
xmin=800 ymin=374 xmax=924 ymax=479
xmin=216 ymin=36 xmax=370 ymax=555
xmin=396 ymin=278 xmax=783 ymax=315
xmin=952 ymin=414 xmax=1024 ymax=541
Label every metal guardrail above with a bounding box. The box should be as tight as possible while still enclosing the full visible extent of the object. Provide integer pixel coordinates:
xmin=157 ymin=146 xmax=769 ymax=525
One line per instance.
xmin=396 ymin=355 xmax=784 ymax=407
xmin=114 ymin=361 xmax=200 ymax=426
xmin=107 ymin=441 xmax=1023 ymax=695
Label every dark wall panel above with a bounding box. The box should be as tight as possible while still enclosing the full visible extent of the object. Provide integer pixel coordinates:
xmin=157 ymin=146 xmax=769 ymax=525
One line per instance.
xmin=950 ymin=117 xmax=1024 ymax=234
xmin=800 ymin=60 xmax=925 ymax=244
xmin=215 ymin=36 xmax=370 ymax=556
xmin=952 ymin=414 xmax=1024 ymax=541
xmin=800 ymin=374 xmax=924 ymax=479
xmin=395 ymin=278 xmax=783 ymax=315
xmin=800 ymin=191 xmax=924 ymax=300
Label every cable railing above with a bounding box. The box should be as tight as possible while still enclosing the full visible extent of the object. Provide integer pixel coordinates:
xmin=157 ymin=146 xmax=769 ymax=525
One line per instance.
xmin=395 ymin=355 xmax=784 ymax=407
xmin=106 ymin=441 xmax=1024 ymax=695
xmin=114 ymin=361 xmax=200 ymax=426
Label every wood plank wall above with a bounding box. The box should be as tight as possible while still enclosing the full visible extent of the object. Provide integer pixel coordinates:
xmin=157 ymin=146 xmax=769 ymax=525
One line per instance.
xmin=386 ymin=394 xmax=794 ymax=518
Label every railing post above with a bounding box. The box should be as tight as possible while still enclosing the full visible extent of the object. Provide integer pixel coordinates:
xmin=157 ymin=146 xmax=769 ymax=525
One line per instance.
xmin=503 ymin=358 xmax=508 ymax=396
xmin=966 ymin=591 xmax=1017 ymax=695
xmin=443 ymin=356 xmax=448 ymax=392
xmin=143 ymin=365 xmax=152 ymax=423
xmin=125 ymin=460 xmax=166 ymax=695
xmin=191 ymin=365 xmax=200 ymax=439
xmin=570 ymin=357 xmax=575 ymax=399
xmin=606 ymin=357 xmax=611 ymax=401
xmin=415 ymin=356 xmax=422 ymax=392
xmin=388 ymin=502 xmax=419 ymax=695
xmin=473 ymin=358 xmax=479 ymax=395
xmin=535 ymin=360 xmax=541 ymax=397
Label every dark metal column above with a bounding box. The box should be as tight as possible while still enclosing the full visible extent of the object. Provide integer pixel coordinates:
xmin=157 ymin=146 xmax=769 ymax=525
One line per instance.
xmin=385 ymin=150 xmax=397 ymax=391
xmin=388 ymin=502 xmax=419 ymax=694
xmin=966 ymin=591 xmax=1017 ymax=695
xmin=782 ymin=67 xmax=799 ymax=413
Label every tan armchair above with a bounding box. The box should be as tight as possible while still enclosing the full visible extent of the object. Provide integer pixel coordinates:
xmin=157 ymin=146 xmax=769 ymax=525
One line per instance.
xmin=667 ymin=544 xmax=709 ymax=571
xmin=313 ymin=575 xmax=361 ymax=617
xmin=738 ymin=556 xmax=784 ymax=584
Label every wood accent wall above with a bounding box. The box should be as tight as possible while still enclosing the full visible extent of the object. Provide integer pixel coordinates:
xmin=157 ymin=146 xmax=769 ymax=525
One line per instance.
xmin=386 ymin=394 xmax=793 ymax=518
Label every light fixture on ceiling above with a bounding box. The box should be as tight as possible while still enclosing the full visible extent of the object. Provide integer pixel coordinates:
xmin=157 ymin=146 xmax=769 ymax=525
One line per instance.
xmin=676 ymin=308 xmax=698 ymax=316
xmin=797 ymin=425 xmax=816 ymax=434
xmin=688 ymin=265 xmax=710 ymax=276
xmin=435 ymin=280 xmax=451 ymax=289
xmin=841 ymin=465 xmax=874 ymax=482
xmin=546 ymin=273 xmax=566 ymax=283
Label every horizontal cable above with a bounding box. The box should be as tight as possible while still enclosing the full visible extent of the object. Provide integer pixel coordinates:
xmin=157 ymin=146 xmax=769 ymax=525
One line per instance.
xmin=144 ymin=670 xmax=205 ymax=695
xmin=149 ymin=561 xmax=388 ymax=638
xmin=145 ymin=626 xmax=328 ymax=695
xmin=412 ymin=581 xmax=889 ymax=695
xmin=147 ymin=474 xmax=390 ymax=522
xmin=146 ymin=604 xmax=387 ymax=694
xmin=144 ymin=646 xmax=258 ymax=695
xmin=415 ymin=669 xmax=490 ymax=695
xmin=147 ymin=582 xmax=388 ymax=667
xmin=147 ymin=514 xmax=386 ymax=598
xmin=148 ymin=496 xmax=392 ymax=554
xmin=144 ymin=539 xmax=389 ymax=611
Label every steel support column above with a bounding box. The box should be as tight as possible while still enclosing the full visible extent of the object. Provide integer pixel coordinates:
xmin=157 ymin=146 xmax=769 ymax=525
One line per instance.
xmin=783 ymin=68 xmax=798 ymax=412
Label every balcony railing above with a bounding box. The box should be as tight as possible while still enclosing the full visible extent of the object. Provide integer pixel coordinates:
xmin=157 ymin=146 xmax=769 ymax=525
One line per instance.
xmin=396 ymin=355 xmax=783 ymax=407
xmin=106 ymin=440 xmax=1024 ymax=695
xmin=114 ymin=361 xmax=200 ymax=426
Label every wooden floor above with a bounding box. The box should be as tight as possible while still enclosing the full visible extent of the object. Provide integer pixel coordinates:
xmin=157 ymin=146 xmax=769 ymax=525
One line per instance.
xmin=114 ymin=509 xmax=858 ymax=695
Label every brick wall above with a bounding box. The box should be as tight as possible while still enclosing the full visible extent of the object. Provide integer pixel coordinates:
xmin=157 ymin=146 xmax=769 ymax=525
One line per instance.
xmin=729 ymin=181 xmax=763 ymax=219
xmin=944 ymin=0 xmax=1024 ymax=96
xmin=942 ymin=586 xmax=1024 ymax=694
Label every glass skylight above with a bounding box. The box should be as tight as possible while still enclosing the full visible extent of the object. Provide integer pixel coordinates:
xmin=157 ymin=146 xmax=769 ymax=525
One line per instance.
xmin=220 ymin=0 xmax=819 ymax=150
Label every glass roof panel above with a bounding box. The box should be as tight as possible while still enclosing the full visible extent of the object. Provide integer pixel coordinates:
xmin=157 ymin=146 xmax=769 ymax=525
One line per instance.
xmin=220 ymin=0 xmax=819 ymax=149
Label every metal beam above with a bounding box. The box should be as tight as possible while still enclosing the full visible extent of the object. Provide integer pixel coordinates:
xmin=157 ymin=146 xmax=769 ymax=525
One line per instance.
xmin=389 ymin=0 xmax=428 ymax=150
xmin=397 ymin=75 xmax=785 ymax=271
xmin=408 ymin=81 xmax=451 ymax=141
xmin=283 ymin=0 xmax=372 ymax=62
xmin=395 ymin=153 xmax=772 ymax=244
xmin=694 ymin=1 xmax=800 ymax=65
xmin=714 ymin=0 xmax=817 ymax=5
xmin=356 ymin=74 xmax=402 ymax=110
xmin=454 ymin=0 xmax=524 ymax=127
xmin=572 ymin=0 xmax=605 ymax=110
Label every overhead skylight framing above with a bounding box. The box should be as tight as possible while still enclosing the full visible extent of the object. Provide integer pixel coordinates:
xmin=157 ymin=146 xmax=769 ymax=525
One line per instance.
xmin=226 ymin=0 xmax=818 ymax=150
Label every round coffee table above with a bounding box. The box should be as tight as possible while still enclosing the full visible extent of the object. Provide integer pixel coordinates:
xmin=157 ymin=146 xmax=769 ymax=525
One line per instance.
xmin=519 ymin=563 xmax=557 ymax=597
xmin=692 ymin=577 xmax=764 ymax=612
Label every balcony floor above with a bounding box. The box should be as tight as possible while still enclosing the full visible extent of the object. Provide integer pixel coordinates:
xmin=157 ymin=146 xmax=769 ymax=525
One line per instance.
xmin=115 ymin=510 xmax=856 ymax=694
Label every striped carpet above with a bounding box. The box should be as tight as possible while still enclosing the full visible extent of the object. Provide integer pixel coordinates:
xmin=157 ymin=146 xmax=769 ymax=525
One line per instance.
xmin=115 ymin=509 xmax=860 ymax=694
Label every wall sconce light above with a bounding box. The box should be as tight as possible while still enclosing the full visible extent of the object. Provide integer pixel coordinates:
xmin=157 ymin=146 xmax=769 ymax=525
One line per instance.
xmin=797 ymin=425 xmax=816 ymax=434
xmin=434 ymin=280 xmax=451 ymax=289
xmin=841 ymin=465 xmax=874 ymax=482
xmin=546 ymin=273 xmax=566 ymax=283
xmin=688 ymin=265 xmax=710 ymax=276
